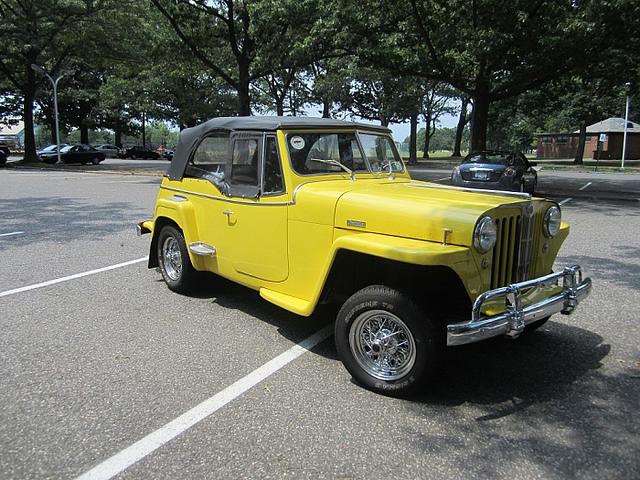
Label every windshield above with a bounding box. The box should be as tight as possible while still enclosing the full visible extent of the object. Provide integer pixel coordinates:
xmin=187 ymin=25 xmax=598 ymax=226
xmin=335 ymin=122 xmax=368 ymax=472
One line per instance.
xmin=60 ymin=145 xmax=73 ymax=153
xmin=286 ymin=132 xmax=403 ymax=176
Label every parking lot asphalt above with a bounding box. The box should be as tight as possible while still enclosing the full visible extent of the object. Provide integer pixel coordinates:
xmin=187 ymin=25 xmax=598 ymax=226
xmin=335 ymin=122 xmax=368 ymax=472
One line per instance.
xmin=0 ymin=166 xmax=638 ymax=480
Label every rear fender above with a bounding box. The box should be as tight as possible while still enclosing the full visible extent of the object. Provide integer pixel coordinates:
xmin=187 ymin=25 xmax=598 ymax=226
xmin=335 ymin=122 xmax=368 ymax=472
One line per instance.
xmin=148 ymin=196 xmax=200 ymax=268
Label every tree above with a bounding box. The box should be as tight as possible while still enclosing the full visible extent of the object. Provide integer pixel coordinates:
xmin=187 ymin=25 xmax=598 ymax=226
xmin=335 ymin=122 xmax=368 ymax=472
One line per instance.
xmin=0 ymin=0 xmax=115 ymax=160
xmin=338 ymin=0 xmax=634 ymax=151
xmin=420 ymin=83 xmax=455 ymax=158
xmin=453 ymin=96 xmax=471 ymax=157
xmin=151 ymin=0 xmax=321 ymax=116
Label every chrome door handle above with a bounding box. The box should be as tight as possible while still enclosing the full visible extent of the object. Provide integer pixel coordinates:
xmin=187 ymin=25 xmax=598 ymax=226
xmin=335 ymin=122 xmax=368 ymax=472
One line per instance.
xmin=223 ymin=210 xmax=234 ymax=216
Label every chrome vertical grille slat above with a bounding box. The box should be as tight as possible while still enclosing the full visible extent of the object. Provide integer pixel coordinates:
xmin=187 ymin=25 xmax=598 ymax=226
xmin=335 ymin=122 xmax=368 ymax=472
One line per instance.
xmin=490 ymin=211 xmax=523 ymax=289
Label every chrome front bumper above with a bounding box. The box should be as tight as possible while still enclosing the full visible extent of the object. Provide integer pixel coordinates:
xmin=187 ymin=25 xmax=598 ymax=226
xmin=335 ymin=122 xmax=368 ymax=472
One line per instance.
xmin=447 ymin=265 xmax=592 ymax=346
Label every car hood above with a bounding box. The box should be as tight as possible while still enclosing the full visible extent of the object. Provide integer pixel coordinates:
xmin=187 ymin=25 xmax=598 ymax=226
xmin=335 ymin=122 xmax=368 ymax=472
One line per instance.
xmin=292 ymin=178 xmax=529 ymax=247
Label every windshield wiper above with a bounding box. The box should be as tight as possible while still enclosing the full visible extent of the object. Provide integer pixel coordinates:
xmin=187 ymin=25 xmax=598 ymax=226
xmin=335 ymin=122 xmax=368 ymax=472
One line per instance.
xmin=310 ymin=158 xmax=355 ymax=180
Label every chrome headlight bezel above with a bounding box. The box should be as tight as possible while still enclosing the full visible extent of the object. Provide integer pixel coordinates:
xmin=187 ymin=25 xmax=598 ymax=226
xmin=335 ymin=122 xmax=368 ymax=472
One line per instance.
xmin=543 ymin=205 xmax=561 ymax=238
xmin=474 ymin=216 xmax=498 ymax=253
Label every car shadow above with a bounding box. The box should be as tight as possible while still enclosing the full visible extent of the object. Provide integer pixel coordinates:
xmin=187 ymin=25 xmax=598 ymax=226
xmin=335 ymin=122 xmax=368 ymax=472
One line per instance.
xmin=0 ymin=196 xmax=150 ymax=248
xmin=177 ymin=272 xmax=339 ymax=357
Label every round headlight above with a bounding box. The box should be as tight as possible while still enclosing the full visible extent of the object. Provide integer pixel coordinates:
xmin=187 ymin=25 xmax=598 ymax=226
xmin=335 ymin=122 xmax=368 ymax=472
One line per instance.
xmin=544 ymin=205 xmax=561 ymax=238
xmin=474 ymin=216 xmax=497 ymax=253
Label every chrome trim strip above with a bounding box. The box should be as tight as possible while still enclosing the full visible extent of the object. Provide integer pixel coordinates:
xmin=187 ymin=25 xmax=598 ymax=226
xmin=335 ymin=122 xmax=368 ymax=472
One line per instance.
xmin=447 ymin=265 xmax=592 ymax=346
xmin=188 ymin=242 xmax=216 ymax=257
xmin=408 ymin=182 xmax=531 ymax=199
xmin=160 ymin=186 xmax=291 ymax=206
xmin=169 ymin=194 xmax=188 ymax=202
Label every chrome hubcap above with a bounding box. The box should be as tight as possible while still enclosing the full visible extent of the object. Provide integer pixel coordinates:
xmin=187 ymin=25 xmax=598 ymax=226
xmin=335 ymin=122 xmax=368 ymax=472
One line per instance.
xmin=349 ymin=310 xmax=416 ymax=381
xmin=161 ymin=236 xmax=182 ymax=281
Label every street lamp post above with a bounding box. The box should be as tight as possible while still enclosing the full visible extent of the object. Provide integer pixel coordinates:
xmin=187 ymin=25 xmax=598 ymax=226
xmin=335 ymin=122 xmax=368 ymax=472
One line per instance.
xmin=31 ymin=64 xmax=68 ymax=164
xmin=621 ymin=82 xmax=631 ymax=170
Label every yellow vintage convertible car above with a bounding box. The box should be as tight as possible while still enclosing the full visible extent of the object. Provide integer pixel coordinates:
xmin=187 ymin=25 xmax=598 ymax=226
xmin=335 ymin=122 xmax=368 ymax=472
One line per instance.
xmin=138 ymin=117 xmax=591 ymax=395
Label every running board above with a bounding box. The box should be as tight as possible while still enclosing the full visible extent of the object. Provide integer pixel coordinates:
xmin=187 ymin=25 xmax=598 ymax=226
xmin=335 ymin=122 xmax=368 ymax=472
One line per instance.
xmin=188 ymin=242 xmax=216 ymax=256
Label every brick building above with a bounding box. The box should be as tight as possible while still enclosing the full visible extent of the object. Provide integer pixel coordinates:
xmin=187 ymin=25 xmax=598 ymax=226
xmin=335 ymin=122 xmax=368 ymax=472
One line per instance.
xmin=536 ymin=117 xmax=640 ymax=160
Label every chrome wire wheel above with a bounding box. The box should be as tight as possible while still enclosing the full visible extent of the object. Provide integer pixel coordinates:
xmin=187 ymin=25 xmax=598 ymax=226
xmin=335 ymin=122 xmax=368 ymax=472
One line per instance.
xmin=161 ymin=236 xmax=183 ymax=281
xmin=348 ymin=310 xmax=417 ymax=381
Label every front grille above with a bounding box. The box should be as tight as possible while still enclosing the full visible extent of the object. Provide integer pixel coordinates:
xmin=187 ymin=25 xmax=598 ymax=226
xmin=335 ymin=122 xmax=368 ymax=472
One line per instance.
xmin=490 ymin=206 xmax=537 ymax=289
xmin=491 ymin=213 xmax=521 ymax=289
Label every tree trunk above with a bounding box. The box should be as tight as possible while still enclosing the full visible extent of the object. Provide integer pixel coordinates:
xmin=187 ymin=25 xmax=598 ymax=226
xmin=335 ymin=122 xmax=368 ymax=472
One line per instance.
xmin=470 ymin=85 xmax=490 ymax=152
xmin=237 ymin=63 xmax=251 ymax=116
xmin=574 ymin=121 xmax=586 ymax=165
xmin=409 ymin=113 xmax=418 ymax=164
xmin=23 ymin=66 xmax=38 ymax=162
xmin=453 ymin=97 xmax=469 ymax=157
xmin=114 ymin=128 xmax=122 ymax=148
xmin=422 ymin=113 xmax=431 ymax=159
xmin=276 ymin=98 xmax=284 ymax=116
xmin=80 ymin=122 xmax=89 ymax=144
xmin=322 ymin=99 xmax=331 ymax=118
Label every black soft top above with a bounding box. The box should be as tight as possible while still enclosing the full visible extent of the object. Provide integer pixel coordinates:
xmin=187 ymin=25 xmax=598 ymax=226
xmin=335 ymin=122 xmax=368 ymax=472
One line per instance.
xmin=167 ymin=116 xmax=391 ymax=180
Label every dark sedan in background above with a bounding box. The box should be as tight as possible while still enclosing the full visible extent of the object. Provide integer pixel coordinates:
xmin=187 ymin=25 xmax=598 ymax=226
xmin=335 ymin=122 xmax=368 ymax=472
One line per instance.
xmin=118 ymin=145 xmax=160 ymax=159
xmin=39 ymin=144 xmax=106 ymax=165
xmin=451 ymin=151 xmax=537 ymax=194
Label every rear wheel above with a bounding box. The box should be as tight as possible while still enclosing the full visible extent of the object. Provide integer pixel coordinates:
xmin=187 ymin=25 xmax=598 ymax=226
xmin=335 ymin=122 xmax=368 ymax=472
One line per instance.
xmin=335 ymin=285 xmax=442 ymax=396
xmin=157 ymin=226 xmax=199 ymax=294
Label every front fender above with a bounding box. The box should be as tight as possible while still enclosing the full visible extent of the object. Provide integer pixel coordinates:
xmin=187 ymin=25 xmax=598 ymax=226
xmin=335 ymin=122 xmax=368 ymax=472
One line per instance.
xmin=302 ymin=231 xmax=481 ymax=315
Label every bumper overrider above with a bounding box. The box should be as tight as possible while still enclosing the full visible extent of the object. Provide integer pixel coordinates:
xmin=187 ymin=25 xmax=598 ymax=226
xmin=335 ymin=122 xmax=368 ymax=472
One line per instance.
xmin=447 ymin=265 xmax=592 ymax=346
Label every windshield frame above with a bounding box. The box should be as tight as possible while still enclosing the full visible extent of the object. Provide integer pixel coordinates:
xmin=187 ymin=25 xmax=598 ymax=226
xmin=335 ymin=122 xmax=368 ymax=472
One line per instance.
xmin=284 ymin=129 xmax=406 ymax=177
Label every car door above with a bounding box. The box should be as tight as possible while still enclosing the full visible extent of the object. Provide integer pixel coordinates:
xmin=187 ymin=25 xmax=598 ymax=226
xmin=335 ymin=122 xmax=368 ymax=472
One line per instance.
xmin=218 ymin=133 xmax=289 ymax=283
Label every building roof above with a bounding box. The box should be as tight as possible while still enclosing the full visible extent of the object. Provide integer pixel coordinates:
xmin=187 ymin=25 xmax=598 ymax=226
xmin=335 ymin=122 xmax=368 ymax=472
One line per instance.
xmin=582 ymin=117 xmax=640 ymax=133
xmin=0 ymin=121 xmax=24 ymax=136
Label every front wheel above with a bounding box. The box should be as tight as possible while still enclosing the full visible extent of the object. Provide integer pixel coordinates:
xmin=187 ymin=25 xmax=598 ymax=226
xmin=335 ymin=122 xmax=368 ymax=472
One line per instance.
xmin=335 ymin=285 xmax=442 ymax=396
xmin=92 ymin=157 xmax=101 ymax=165
xmin=157 ymin=226 xmax=199 ymax=294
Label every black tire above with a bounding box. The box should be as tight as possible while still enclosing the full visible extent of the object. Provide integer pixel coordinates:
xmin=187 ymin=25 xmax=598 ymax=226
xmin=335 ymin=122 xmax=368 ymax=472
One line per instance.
xmin=156 ymin=225 xmax=199 ymax=294
xmin=335 ymin=285 xmax=442 ymax=396
xmin=92 ymin=157 xmax=100 ymax=165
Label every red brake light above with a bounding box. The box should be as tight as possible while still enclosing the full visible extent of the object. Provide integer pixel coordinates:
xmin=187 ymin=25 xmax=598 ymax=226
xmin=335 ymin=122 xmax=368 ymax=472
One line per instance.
xmin=505 ymin=166 xmax=515 ymax=176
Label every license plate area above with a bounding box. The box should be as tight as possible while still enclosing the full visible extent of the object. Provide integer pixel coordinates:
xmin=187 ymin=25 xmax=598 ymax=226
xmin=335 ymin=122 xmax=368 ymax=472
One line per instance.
xmin=473 ymin=170 xmax=490 ymax=180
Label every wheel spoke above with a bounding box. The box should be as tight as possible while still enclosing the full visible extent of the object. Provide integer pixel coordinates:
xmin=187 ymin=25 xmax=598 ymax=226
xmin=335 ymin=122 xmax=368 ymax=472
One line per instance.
xmin=349 ymin=309 xmax=417 ymax=382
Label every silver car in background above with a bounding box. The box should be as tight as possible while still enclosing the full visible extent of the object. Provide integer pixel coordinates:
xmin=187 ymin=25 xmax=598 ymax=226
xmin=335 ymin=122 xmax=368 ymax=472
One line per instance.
xmin=451 ymin=151 xmax=537 ymax=194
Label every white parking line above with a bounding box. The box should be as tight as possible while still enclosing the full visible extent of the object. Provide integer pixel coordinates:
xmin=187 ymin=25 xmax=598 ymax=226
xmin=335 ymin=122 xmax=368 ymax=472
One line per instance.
xmin=74 ymin=324 xmax=333 ymax=480
xmin=579 ymin=181 xmax=592 ymax=191
xmin=0 ymin=257 xmax=148 ymax=298
xmin=0 ymin=231 xmax=24 ymax=238
xmin=559 ymin=197 xmax=573 ymax=206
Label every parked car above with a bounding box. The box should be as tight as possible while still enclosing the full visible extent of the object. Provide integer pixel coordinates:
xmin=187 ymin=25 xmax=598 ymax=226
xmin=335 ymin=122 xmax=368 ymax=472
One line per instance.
xmin=93 ymin=144 xmax=120 ymax=158
xmin=137 ymin=117 xmax=591 ymax=396
xmin=39 ymin=144 xmax=105 ymax=165
xmin=162 ymin=149 xmax=174 ymax=161
xmin=451 ymin=150 xmax=538 ymax=194
xmin=0 ymin=143 xmax=9 ymax=165
xmin=118 ymin=145 xmax=160 ymax=159
xmin=36 ymin=144 xmax=69 ymax=156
